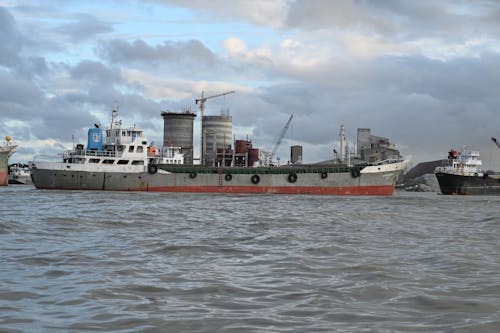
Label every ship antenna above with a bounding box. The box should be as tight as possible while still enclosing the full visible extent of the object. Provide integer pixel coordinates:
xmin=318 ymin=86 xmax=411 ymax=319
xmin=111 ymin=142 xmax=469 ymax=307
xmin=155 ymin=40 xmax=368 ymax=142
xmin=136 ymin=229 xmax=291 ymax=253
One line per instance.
xmin=111 ymin=103 xmax=119 ymax=129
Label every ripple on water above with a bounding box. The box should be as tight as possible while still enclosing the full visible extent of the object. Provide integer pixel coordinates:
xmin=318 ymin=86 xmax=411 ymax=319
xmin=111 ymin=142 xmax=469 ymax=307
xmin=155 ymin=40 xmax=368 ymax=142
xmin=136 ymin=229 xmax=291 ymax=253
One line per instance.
xmin=1 ymin=189 xmax=500 ymax=332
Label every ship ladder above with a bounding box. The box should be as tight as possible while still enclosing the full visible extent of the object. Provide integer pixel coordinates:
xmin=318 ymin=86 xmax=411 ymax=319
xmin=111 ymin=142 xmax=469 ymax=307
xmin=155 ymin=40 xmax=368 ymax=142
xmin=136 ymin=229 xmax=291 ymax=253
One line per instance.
xmin=217 ymin=168 xmax=223 ymax=187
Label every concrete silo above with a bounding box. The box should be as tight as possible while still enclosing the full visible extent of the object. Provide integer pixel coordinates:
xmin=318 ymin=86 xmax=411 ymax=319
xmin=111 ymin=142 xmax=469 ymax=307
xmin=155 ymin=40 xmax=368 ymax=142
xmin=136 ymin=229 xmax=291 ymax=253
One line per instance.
xmin=161 ymin=111 xmax=196 ymax=165
xmin=202 ymin=115 xmax=232 ymax=166
xmin=290 ymin=145 xmax=303 ymax=164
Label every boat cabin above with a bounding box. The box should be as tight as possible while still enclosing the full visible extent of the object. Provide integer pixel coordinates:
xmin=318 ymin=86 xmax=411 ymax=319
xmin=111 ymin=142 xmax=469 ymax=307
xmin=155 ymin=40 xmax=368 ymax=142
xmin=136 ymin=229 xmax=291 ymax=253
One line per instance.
xmin=61 ymin=107 xmax=185 ymax=167
xmin=435 ymin=148 xmax=483 ymax=176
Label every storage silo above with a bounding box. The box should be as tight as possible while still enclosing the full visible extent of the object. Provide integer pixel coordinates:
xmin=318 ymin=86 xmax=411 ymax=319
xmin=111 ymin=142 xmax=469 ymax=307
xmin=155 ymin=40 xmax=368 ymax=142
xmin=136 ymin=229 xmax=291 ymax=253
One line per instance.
xmin=202 ymin=115 xmax=232 ymax=166
xmin=290 ymin=145 xmax=302 ymax=164
xmin=161 ymin=111 xmax=196 ymax=165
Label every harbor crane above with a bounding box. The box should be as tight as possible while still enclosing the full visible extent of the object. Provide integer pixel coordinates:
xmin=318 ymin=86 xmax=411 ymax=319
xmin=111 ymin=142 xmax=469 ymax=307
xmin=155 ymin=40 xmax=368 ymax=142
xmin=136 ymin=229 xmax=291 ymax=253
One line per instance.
xmin=271 ymin=114 xmax=294 ymax=159
xmin=261 ymin=114 xmax=293 ymax=166
xmin=195 ymin=90 xmax=235 ymax=165
xmin=492 ymin=137 xmax=500 ymax=150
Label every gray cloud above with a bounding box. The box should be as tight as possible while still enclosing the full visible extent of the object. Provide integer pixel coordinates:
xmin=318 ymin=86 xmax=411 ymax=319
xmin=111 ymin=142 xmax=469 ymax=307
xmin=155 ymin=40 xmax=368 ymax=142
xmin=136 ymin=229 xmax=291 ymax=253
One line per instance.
xmin=0 ymin=6 xmax=23 ymax=67
xmin=70 ymin=60 xmax=123 ymax=84
xmin=0 ymin=70 xmax=43 ymax=112
xmin=2 ymin=1 xmax=500 ymax=168
xmin=53 ymin=13 xmax=114 ymax=42
xmin=285 ymin=0 xmax=500 ymax=42
xmin=96 ymin=39 xmax=218 ymax=67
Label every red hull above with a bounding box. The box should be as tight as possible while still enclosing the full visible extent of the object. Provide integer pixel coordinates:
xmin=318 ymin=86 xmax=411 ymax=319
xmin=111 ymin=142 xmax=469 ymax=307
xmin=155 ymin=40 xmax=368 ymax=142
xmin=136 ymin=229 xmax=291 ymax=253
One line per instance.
xmin=34 ymin=184 xmax=394 ymax=195
xmin=0 ymin=170 xmax=7 ymax=186
xmin=145 ymin=185 xmax=395 ymax=195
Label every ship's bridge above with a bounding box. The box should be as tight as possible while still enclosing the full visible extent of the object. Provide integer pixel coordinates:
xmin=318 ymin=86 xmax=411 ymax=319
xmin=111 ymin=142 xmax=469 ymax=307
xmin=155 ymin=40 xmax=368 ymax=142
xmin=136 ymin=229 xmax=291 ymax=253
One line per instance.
xmin=105 ymin=128 xmax=144 ymax=145
xmin=457 ymin=150 xmax=482 ymax=167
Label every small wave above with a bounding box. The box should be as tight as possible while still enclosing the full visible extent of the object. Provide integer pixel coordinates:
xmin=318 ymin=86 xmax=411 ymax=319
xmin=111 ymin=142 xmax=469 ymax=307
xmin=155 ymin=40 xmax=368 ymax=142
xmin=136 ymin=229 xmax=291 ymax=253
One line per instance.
xmin=408 ymin=295 xmax=498 ymax=313
xmin=0 ymin=291 xmax=42 ymax=301
xmin=43 ymin=270 xmax=71 ymax=278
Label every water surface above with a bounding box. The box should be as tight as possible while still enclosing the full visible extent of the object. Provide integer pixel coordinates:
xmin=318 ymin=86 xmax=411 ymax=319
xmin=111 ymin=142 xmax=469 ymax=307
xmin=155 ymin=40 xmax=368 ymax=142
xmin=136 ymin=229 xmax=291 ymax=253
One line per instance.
xmin=1 ymin=186 xmax=499 ymax=332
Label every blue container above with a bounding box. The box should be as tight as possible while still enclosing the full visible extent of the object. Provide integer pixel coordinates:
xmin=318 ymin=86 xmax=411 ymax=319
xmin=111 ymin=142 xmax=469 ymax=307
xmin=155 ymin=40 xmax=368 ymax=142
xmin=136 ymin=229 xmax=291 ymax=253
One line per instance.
xmin=87 ymin=128 xmax=103 ymax=151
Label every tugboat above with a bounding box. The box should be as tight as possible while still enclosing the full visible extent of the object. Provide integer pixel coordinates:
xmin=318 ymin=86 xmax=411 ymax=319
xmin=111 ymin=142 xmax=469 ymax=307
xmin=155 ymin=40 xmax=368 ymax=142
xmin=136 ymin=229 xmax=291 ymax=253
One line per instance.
xmin=434 ymin=142 xmax=500 ymax=195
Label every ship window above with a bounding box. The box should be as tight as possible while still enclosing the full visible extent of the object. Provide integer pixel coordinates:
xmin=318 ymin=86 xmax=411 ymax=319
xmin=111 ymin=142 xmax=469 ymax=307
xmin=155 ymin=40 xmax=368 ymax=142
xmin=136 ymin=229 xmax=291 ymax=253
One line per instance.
xmin=103 ymin=159 xmax=114 ymax=164
xmin=129 ymin=146 xmax=134 ymax=152
xmin=131 ymin=160 xmax=144 ymax=165
xmin=89 ymin=158 xmax=100 ymax=163
xmin=137 ymin=146 xmax=143 ymax=153
xmin=117 ymin=160 xmax=129 ymax=165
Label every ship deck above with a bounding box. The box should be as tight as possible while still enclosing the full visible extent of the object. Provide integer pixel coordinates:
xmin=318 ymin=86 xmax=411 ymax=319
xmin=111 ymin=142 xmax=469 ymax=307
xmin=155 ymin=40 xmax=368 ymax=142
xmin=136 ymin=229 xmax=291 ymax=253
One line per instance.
xmin=156 ymin=164 xmax=360 ymax=174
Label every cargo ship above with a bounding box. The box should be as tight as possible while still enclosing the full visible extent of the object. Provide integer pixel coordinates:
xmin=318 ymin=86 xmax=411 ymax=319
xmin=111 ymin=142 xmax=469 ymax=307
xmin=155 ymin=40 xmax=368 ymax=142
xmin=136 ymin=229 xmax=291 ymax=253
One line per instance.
xmin=434 ymin=145 xmax=500 ymax=195
xmin=30 ymin=105 xmax=408 ymax=195
xmin=0 ymin=136 xmax=17 ymax=186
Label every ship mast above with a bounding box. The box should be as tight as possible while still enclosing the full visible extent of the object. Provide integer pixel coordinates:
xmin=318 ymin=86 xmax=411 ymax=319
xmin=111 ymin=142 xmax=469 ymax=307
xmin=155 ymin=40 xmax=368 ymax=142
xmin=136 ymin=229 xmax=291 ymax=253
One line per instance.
xmin=339 ymin=125 xmax=345 ymax=163
xmin=110 ymin=104 xmax=121 ymax=130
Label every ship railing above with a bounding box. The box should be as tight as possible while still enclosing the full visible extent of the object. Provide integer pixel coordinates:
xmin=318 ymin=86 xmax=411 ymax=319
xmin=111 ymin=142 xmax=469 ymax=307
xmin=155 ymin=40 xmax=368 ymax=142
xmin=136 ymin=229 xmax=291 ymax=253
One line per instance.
xmin=157 ymin=164 xmax=353 ymax=174
xmin=434 ymin=166 xmax=448 ymax=173
xmin=63 ymin=149 xmax=117 ymax=159
xmin=370 ymin=158 xmax=401 ymax=166
xmin=435 ymin=164 xmax=482 ymax=175
xmin=84 ymin=149 xmax=117 ymax=157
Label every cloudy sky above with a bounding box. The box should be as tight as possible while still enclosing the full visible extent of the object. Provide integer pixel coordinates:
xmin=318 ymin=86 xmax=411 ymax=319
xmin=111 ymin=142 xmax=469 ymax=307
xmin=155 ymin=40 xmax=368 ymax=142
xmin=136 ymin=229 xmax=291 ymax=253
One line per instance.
xmin=2 ymin=0 xmax=500 ymax=168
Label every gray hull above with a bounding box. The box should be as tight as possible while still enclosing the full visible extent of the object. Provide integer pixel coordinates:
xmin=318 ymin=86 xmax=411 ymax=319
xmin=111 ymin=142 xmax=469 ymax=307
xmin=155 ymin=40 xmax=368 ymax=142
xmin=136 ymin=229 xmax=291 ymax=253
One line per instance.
xmin=31 ymin=164 xmax=405 ymax=195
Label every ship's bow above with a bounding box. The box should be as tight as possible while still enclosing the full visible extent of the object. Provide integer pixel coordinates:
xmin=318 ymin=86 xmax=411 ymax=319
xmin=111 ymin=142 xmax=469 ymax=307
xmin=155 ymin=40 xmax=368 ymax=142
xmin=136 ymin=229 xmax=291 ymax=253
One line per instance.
xmin=359 ymin=159 xmax=409 ymax=195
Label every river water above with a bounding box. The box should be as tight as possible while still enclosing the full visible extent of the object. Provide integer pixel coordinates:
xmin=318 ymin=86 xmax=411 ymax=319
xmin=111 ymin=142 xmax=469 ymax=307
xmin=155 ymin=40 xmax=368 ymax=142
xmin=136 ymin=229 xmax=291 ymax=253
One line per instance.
xmin=1 ymin=186 xmax=499 ymax=332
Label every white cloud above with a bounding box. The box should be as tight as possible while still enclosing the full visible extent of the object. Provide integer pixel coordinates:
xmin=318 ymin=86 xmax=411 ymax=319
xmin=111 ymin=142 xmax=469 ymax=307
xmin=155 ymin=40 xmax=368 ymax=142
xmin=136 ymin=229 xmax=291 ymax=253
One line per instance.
xmin=223 ymin=37 xmax=247 ymax=55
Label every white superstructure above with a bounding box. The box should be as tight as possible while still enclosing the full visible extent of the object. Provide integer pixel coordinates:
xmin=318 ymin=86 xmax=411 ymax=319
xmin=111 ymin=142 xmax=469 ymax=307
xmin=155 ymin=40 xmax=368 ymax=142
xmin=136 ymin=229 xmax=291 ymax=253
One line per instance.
xmin=30 ymin=107 xmax=184 ymax=174
xmin=434 ymin=147 xmax=483 ymax=176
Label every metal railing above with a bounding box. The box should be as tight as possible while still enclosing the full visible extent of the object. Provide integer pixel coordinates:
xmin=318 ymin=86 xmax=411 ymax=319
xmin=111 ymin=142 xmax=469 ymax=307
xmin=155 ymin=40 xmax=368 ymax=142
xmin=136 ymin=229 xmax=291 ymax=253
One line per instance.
xmin=63 ymin=149 xmax=117 ymax=159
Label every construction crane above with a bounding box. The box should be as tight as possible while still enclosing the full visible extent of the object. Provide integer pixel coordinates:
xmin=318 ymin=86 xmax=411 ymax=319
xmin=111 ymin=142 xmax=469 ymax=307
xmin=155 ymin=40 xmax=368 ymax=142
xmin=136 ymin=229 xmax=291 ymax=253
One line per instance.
xmin=271 ymin=114 xmax=294 ymax=159
xmin=195 ymin=90 xmax=235 ymax=165
xmin=195 ymin=90 xmax=235 ymax=117
xmin=260 ymin=114 xmax=293 ymax=166
xmin=492 ymin=137 xmax=500 ymax=150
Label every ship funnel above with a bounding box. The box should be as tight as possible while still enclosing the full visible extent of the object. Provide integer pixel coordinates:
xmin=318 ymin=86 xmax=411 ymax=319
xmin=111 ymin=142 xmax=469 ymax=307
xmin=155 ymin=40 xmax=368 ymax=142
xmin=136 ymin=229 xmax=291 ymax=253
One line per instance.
xmin=87 ymin=127 xmax=104 ymax=151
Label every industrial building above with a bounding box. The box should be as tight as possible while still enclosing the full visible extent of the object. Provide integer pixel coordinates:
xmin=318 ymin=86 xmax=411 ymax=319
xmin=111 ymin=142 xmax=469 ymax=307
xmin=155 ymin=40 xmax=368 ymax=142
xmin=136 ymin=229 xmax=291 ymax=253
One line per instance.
xmin=202 ymin=115 xmax=232 ymax=166
xmin=161 ymin=110 xmax=196 ymax=165
xmin=161 ymin=107 xmax=258 ymax=167
xmin=160 ymin=89 xmax=399 ymax=167
xmin=356 ymin=128 xmax=401 ymax=162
